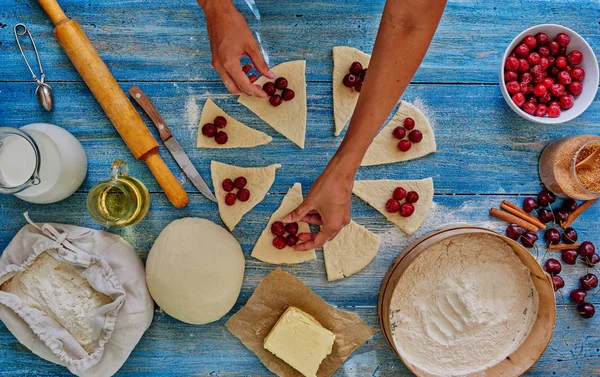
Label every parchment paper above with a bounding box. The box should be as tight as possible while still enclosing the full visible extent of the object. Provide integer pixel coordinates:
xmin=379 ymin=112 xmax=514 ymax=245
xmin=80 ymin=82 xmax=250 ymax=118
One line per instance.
xmin=226 ymin=268 xmax=376 ymax=377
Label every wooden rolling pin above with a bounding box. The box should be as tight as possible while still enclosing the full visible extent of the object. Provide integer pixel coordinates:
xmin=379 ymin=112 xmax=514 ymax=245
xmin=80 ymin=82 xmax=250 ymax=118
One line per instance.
xmin=37 ymin=0 xmax=188 ymax=208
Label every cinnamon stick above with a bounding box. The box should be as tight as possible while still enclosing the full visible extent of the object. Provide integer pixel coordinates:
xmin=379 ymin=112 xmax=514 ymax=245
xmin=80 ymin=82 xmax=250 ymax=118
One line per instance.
xmin=501 ymin=201 xmax=546 ymax=230
xmin=548 ymin=242 xmax=581 ymax=251
xmin=489 ymin=208 xmax=539 ymax=232
xmin=562 ymin=199 xmax=598 ymax=228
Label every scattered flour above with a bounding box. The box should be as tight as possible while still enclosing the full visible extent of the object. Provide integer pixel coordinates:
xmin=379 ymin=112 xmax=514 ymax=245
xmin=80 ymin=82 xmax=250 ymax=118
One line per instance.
xmin=390 ymin=234 xmax=538 ymax=376
xmin=412 ymin=97 xmax=437 ymax=130
xmin=1 ymin=253 xmax=112 ymax=353
xmin=184 ymin=95 xmax=200 ymax=136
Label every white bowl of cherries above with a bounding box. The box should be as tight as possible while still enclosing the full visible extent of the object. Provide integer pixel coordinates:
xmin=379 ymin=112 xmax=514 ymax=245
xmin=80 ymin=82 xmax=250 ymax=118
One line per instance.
xmin=500 ymin=24 xmax=599 ymax=124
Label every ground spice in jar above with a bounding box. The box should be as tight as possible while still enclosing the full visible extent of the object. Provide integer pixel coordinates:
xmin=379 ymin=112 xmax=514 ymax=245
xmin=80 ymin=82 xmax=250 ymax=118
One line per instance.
xmin=576 ymin=142 xmax=600 ymax=193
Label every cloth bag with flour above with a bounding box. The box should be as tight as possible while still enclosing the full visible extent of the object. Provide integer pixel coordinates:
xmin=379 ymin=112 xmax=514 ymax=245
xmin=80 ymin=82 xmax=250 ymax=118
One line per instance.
xmin=0 ymin=216 xmax=154 ymax=377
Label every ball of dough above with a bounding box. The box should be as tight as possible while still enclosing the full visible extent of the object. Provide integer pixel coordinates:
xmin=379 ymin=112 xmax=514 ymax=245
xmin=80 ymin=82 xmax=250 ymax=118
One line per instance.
xmin=146 ymin=218 xmax=245 ymax=324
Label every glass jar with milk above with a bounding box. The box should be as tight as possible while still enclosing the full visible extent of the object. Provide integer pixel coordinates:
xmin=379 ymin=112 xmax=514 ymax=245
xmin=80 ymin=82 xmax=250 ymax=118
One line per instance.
xmin=0 ymin=123 xmax=87 ymax=204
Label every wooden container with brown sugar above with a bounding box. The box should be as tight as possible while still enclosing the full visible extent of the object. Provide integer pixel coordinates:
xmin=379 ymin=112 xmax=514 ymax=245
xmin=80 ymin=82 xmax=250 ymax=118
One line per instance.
xmin=378 ymin=226 xmax=556 ymax=377
xmin=539 ymin=134 xmax=600 ymax=200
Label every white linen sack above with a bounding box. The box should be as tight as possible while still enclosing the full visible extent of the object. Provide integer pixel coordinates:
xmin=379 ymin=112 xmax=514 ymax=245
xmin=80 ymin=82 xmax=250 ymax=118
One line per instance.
xmin=0 ymin=214 xmax=154 ymax=377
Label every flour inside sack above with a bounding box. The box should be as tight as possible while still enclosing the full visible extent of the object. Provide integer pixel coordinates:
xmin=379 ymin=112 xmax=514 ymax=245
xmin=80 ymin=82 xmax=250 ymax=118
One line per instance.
xmin=390 ymin=233 xmax=539 ymax=376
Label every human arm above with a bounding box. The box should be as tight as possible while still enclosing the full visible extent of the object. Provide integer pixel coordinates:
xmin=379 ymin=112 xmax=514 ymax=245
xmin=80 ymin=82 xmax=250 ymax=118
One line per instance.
xmin=285 ymin=0 xmax=447 ymax=250
xmin=197 ymin=0 xmax=275 ymax=97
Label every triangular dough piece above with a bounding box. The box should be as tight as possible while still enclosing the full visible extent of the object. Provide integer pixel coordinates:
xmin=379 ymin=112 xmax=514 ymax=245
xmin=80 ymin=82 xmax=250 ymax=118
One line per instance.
xmin=197 ymin=98 xmax=272 ymax=149
xmin=211 ymin=161 xmax=281 ymax=231
xmin=251 ymin=183 xmax=316 ymax=264
xmin=361 ymin=101 xmax=436 ymax=166
xmin=353 ymin=178 xmax=434 ymax=235
xmin=333 ymin=46 xmax=371 ymax=136
xmin=238 ymin=61 xmax=307 ymax=148
xmin=323 ymin=220 xmax=380 ymax=281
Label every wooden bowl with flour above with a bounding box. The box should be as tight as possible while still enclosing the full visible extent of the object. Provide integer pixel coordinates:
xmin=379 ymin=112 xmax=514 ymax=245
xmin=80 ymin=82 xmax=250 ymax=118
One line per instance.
xmin=378 ymin=225 xmax=556 ymax=377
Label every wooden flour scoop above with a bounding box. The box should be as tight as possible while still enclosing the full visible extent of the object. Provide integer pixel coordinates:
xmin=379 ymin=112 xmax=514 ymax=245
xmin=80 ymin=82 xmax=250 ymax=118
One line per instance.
xmin=37 ymin=0 xmax=188 ymax=208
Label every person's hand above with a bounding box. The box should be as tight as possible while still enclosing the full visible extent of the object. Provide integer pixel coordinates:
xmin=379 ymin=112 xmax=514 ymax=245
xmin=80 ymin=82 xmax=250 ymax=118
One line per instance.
xmin=283 ymin=162 xmax=354 ymax=251
xmin=201 ymin=1 xmax=274 ymax=97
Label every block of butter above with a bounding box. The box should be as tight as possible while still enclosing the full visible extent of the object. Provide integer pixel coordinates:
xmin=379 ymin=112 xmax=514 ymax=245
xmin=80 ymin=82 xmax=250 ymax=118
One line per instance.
xmin=264 ymin=306 xmax=336 ymax=377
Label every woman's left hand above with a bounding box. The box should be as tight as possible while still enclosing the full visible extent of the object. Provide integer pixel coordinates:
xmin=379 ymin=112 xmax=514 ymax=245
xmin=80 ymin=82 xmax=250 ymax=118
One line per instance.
xmin=283 ymin=160 xmax=354 ymax=250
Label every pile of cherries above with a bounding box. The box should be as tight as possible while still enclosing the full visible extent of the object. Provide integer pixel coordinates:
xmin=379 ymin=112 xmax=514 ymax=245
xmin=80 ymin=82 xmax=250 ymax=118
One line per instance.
xmin=385 ymin=186 xmax=419 ymax=218
xmin=202 ymin=115 xmax=229 ymax=145
xmin=263 ymin=77 xmax=295 ymax=107
xmin=504 ymin=186 xmax=598 ymax=318
xmin=271 ymin=221 xmax=299 ymax=249
xmin=342 ymin=62 xmax=367 ymax=93
xmin=392 ymin=117 xmax=423 ymax=152
xmin=221 ymin=176 xmax=250 ymax=206
xmin=504 ymin=32 xmax=585 ymax=118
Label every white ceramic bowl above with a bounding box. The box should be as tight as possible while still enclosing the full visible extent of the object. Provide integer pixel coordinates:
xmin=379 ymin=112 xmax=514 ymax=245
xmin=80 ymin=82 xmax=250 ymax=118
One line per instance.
xmin=500 ymin=24 xmax=599 ymax=124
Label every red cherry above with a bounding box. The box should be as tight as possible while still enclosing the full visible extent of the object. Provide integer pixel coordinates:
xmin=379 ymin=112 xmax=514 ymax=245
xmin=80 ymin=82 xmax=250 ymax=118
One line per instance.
xmin=225 ymin=192 xmax=237 ymax=206
xmin=515 ymin=43 xmax=530 ymax=58
xmin=271 ymin=221 xmax=286 ymax=236
xmin=522 ymin=197 xmax=539 ymax=213
xmin=568 ymin=50 xmax=583 ymax=65
xmin=234 ymin=176 xmax=247 ymax=189
xmin=528 ymin=96 xmax=539 ymax=105
xmin=561 ymin=249 xmax=578 ymax=265
xmin=570 ymin=289 xmax=587 ymax=304
xmin=506 ymin=81 xmax=520 ymax=94
xmin=281 ymin=88 xmax=295 ymax=101
xmin=285 ymin=234 xmax=299 ymax=247
xmin=392 ymin=127 xmax=407 ymax=140
xmin=263 ymin=82 xmax=276 ymax=96
xmin=549 ymin=100 xmax=560 ymax=108
xmin=285 ymin=222 xmax=299 ymax=235
xmin=555 ymin=56 xmax=568 ymax=70
xmin=386 ymin=199 xmax=401 ymax=213
xmin=579 ymin=241 xmax=596 ymax=259
xmin=544 ymin=228 xmax=561 ymax=245
xmin=269 ymin=94 xmax=283 ymax=107
xmin=563 ymin=198 xmax=579 ymax=213
xmin=349 ymin=61 xmax=363 ymax=75
xmin=237 ymin=188 xmax=250 ymax=202
xmin=522 ymin=101 xmax=536 ymax=115
xmin=275 ymin=77 xmax=288 ymax=89
xmin=547 ymin=55 xmax=556 ymax=67
xmin=214 ymin=116 xmax=227 ymax=128
xmin=559 ymin=94 xmax=574 ymax=110
xmin=215 ymin=131 xmax=228 ymax=144
xmin=242 ymin=64 xmax=253 ymax=74
xmin=570 ymin=67 xmax=585 ymax=81
xmin=533 ymin=84 xmax=547 ymax=97
xmin=527 ymin=52 xmax=541 ymax=66
xmin=530 ymin=64 xmax=544 ymax=77
xmin=343 ymin=73 xmax=357 ymax=88
xmin=248 ymin=74 xmax=259 ymax=83
xmin=517 ymin=59 xmax=530 ymax=73
xmin=535 ymin=32 xmax=549 ymax=46
xmin=521 ymin=231 xmax=538 ymax=248
xmin=539 ymin=92 xmax=552 ymax=104
xmin=535 ymin=104 xmax=548 ymax=117
xmin=504 ymin=71 xmax=519 ymax=82
xmin=406 ymin=191 xmax=419 ymax=203
xmin=399 ymin=202 xmax=415 ymax=217
xmin=505 ymin=56 xmax=520 ymax=71
xmin=403 ymin=117 xmax=415 ymax=130
xmin=397 ymin=140 xmax=412 ymax=152
xmin=409 ymin=130 xmax=423 ymax=143
xmin=523 ymin=35 xmax=537 ymax=50
xmin=272 ymin=235 xmax=287 ymax=249
xmin=580 ymin=274 xmax=598 ymax=291
xmin=506 ymin=224 xmax=525 ymax=240
xmin=512 ymin=92 xmax=526 ymax=107
xmin=552 ymin=275 xmax=565 ymax=291
xmin=520 ymin=72 xmax=532 ymax=84
xmin=544 ymin=258 xmax=562 ymax=275
xmin=585 ymin=254 xmax=600 ymax=267
xmin=549 ymin=41 xmax=560 ymax=56
xmin=547 ymin=105 xmax=561 ymax=118
xmin=568 ymin=81 xmax=583 ymax=96
xmin=542 ymin=77 xmax=554 ymax=88
xmin=202 ymin=123 xmax=217 ymax=138
xmin=354 ymin=81 xmax=363 ymax=92
xmin=393 ymin=187 xmax=407 ymax=200
xmin=538 ymin=46 xmax=550 ymax=58
xmin=222 ymin=179 xmax=235 ymax=192
xmin=578 ymin=303 xmax=595 ymax=319
xmin=540 ymin=57 xmax=550 ymax=70
xmin=550 ymin=83 xmax=566 ymax=98
xmin=556 ymin=33 xmax=571 ymax=47
xmin=359 ymin=68 xmax=367 ymax=81
xmin=519 ymin=82 xmax=529 ymax=94
xmin=557 ymin=71 xmax=572 ymax=85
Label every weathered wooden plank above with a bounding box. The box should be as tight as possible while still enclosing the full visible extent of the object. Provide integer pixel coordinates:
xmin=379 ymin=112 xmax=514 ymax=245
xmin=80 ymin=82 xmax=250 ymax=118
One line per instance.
xmin=0 ymin=194 xmax=599 ymax=376
xmin=1 ymin=81 xmax=599 ymax=196
xmin=0 ymin=0 xmax=598 ymax=83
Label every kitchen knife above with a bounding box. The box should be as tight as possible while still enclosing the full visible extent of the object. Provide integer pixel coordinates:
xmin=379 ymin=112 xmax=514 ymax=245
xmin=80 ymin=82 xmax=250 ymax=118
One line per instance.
xmin=128 ymin=86 xmax=217 ymax=203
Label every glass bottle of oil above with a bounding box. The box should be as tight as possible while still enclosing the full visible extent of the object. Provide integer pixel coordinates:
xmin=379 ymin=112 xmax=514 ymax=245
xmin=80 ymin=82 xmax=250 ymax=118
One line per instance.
xmin=87 ymin=160 xmax=150 ymax=227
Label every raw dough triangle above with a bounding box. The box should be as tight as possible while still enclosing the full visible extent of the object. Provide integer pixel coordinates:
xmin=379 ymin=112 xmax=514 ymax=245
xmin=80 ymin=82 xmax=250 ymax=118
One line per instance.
xmin=251 ymin=183 xmax=316 ymax=264
xmin=353 ymin=178 xmax=434 ymax=235
xmin=323 ymin=220 xmax=380 ymax=281
xmin=333 ymin=46 xmax=371 ymax=136
xmin=197 ymin=98 xmax=272 ymax=148
xmin=238 ymin=61 xmax=307 ymax=148
xmin=361 ymin=101 xmax=436 ymax=166
xmin=211 ymin=161 xmax=281 ymax=231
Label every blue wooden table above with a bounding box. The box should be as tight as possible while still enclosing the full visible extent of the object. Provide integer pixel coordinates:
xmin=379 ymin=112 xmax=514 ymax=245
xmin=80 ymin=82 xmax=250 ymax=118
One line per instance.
xmin=1 ymin=0 xmax=600 ymax=376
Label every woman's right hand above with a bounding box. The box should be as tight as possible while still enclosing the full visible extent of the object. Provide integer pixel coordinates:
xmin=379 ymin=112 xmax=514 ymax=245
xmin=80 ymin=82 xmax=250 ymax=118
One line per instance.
xmin=199 ymin=0 xmax=275 ymax=97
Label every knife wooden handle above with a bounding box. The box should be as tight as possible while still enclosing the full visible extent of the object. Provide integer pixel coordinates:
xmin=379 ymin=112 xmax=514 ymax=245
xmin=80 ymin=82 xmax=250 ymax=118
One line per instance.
xmin=128 ymin=85 xmax=173 ymax=142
